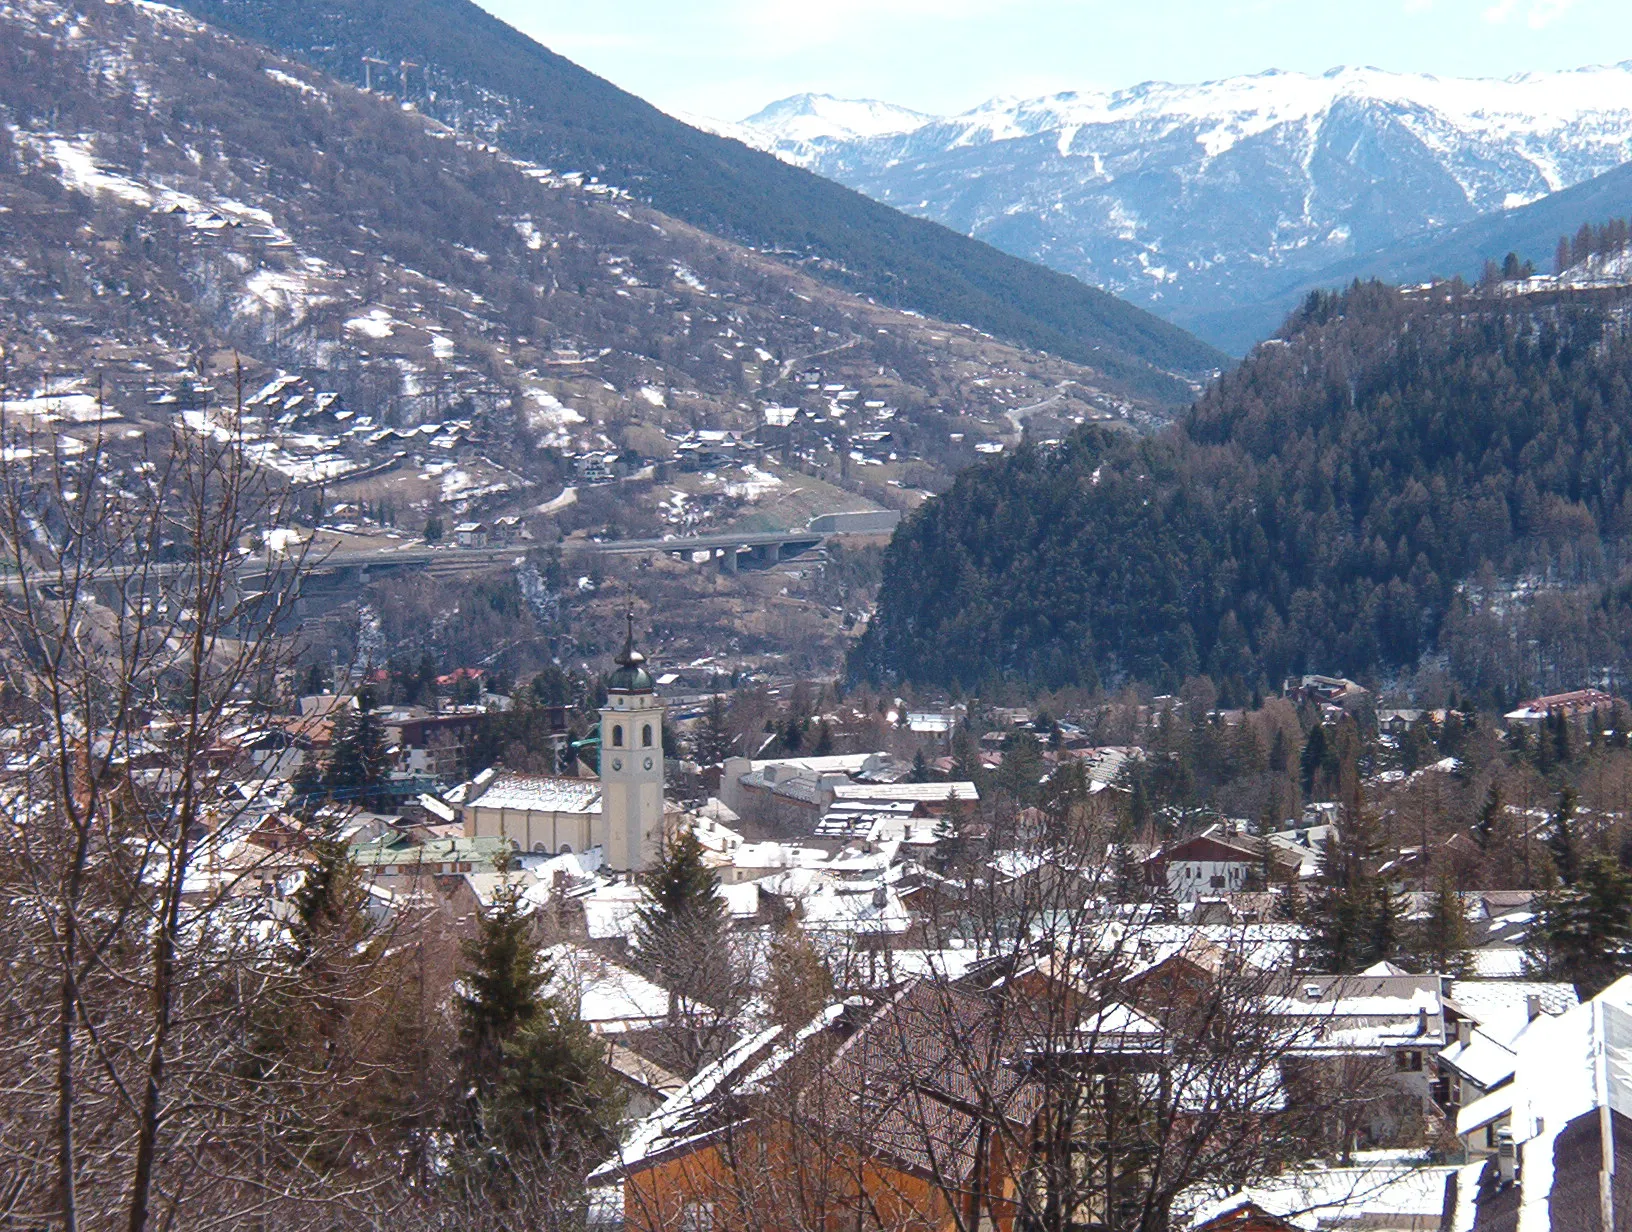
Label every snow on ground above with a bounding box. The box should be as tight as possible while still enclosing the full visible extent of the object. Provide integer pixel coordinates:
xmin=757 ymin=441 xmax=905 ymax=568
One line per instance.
xmin=262 ymin=67 xmax=327 ymax=104
xmin=242 ymin=269 xmax=331 ymax=322
xmin=722 ymin=466 xmax=783 ymax=500
xmin=671 ymin=265 xmax=709 ymax=293
xmin=263 ymin=527 xmax=307 ymax=555
xmin=538 ymin=486 xmax=578 ymax=514
xmin=44 ymin=136 xmax=155 ymax=207
xmin=523 ymin=389 xmax=585 ymax=437
xmin=639 ymin=386 xmax=665 ymax=407
xmin=3 ymin=392 xmax=113 ymax=422
xmin=345 ymin=308 xmax=397 ymax=340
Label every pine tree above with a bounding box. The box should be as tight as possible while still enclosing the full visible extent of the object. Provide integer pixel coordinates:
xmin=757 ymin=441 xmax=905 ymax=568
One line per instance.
xmin=326 ymin=691 xmax=390 ymax=803
xmin=1474 ymin=782 xmax=1501 ymax=851
xmin=1547 ymin=786 xmax=1579 ymax=887
xmin=910 ymin=750 xmax=931 ymax=783
xmin=1306 ymin=792 xmax=1400 ymax=972
xmin=1300 ymin=723 xmax=1330 ymax=799
xmin=1529 ymin=855 xmax=1632 ymax=997
xmin=1412 ymin=874 xmax=1471 ymax=977
xmin=458 ymin=870 xmax=547 ymax=1091
xmin=764 ymin=916 xmax=835 ymax=1028
xmin=690 ymin=695 xmax=735 ymax=766
xmin=494 ymin=1006 xmax=625 ymax=1166
xmin=289 ymin=832 xmax=372 ymax=965
xmin=634 ymin=825 xmax=726 ymax=1014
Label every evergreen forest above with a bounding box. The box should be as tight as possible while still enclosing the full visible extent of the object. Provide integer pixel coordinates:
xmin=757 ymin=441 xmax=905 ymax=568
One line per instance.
xmin=857 ymin=278 xmax=1632 ymax=701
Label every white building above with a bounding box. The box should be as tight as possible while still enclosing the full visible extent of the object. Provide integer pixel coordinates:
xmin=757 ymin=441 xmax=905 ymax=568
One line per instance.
xmin=460 ymin=614 xmax=674 ymax=872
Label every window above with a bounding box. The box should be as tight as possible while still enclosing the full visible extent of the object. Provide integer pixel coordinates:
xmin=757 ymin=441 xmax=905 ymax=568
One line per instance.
xmin=642 ymin=723 xmax=653 ymax=748
xmin=1210 ymin=875 xmax=1226 ymax=888
xmin=612 ymin=724 xmax=624 ymax=747
xmin=1396 ymin=1050 xmax=1423 ymax=1072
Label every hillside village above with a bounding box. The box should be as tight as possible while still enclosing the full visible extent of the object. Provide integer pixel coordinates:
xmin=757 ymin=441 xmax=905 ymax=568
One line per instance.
xmin=91 ymin=593 xmax=1632 ymax=1231
xmin=13 ymin=1 xmax=1632 ymax=1231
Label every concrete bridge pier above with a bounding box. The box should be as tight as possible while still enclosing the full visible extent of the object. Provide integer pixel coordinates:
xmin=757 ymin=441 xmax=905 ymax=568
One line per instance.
xmin=718 ymin=548 xmax=739 ymax=575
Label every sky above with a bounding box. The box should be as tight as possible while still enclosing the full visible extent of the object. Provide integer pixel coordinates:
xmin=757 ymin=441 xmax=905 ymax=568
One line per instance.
xmin=473 ymin=0 xmax=1632 ymax=121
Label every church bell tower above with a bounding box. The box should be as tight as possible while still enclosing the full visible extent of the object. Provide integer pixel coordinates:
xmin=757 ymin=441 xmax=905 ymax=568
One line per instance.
xmin=599 ymin=611 xmax=665 ymax=872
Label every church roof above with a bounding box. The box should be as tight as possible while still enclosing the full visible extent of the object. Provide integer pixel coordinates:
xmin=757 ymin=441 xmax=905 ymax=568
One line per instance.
xmin=607 ymin=609 xmax=656 ymax=694
xmin=467 ymin=771 xmax=602 ymax=815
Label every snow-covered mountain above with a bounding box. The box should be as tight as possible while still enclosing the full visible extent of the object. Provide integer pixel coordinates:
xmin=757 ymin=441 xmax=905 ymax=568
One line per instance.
xmin=729 ymin=65 xmax=1632 ymax=350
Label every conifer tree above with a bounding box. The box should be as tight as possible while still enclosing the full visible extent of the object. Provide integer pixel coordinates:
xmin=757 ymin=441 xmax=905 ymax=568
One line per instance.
xmin=289 ymin=831 xmax=372 ymax=966
xmin=457 ymin=869 xmax=547 ymax=1090
xmin=634 ymin=825 xmax=726 ymax=1013
xmin=910 ymin=749 xmax=931 ymax=783
xmin=494 ymin=1006 xmax=625 ymax=1168
xmin=1473 ymin=782 xmax=1501 ymax=851
xmin=764 ymin=916 xmax=835 ymax=1029
xmin=1412 ymin=874 xmax=1471 ymax=977
xmin=1529 ymin=855 xmax=1632 ymax=997
xmin=1547 ymin=786 xmax=1579 ymax=887
xmin=326 ymin=690 xmax=390 ymax=803
xmin=690 ymin=695 xmax=735 ymax=766
xmin=1306 ymin=789 xmax=1400 ymax=972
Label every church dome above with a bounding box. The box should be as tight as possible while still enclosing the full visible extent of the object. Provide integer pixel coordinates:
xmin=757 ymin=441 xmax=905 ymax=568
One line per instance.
xmin=607 ymin=611 xmax=655 ymax=693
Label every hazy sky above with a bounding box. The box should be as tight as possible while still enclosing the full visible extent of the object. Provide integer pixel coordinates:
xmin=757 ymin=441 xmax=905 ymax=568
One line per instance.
xmin=472 ymin=0 xmax=1632 ymax=120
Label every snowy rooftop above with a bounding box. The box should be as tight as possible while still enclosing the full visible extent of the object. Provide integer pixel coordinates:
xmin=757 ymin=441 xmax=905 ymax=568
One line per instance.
xmin=543 ymin=943 xmax=670 ymax=1032
xmin=467 ymin=771 xmax=602 ymax=814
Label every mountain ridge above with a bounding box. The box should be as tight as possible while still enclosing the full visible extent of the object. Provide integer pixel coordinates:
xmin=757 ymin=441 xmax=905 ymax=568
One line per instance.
xmin=167 ymin=0 xmax=1224 ymax=400
xmin=727 ymin=64 xmax=1632 ymax=353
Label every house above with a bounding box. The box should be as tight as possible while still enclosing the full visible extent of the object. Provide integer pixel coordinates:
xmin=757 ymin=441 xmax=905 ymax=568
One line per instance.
xmin=453 ymin=521 xmax=488 ymax=548
xmin=600 ymin=981 xmax=1041 ymax=1232
xmin=719 ymin=752 xmax=899 ymax=827
xmin=348 ymin=833 xmax=511 ymax=881
xmin=1144 ymin=830 xmax=1303 ymax=901
xmin=491 ymin=514 xmax=526 ymax=544
xmin=1503 ymin=687 xmax=1616 ymax=729
xmin=1283 ymin=675 xmax=1369 ymax=708
xmin=1457 ymin=974 xmax=1632 ymax=1229
xmin=1265 ymin=967 xmax=1450 ymax=1147
xmin=1437 ymin=983 xmax=1576 ymax=1151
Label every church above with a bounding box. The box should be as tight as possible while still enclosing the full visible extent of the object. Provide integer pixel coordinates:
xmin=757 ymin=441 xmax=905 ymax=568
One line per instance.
xmin=457 ymin=614 xmax=677 ymax=872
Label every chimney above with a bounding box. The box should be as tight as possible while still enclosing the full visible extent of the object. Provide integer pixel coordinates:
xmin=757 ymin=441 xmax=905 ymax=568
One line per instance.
xmin=1496 ymin=1127 xmax=1516 ymax=1185
xmin=1457 ymin=1019 xmax=1472 ymax=1046
xmin=871 ymin=885 xmax=887 ymax=909
xmin=1526 ymin=994 xmax=1542 ymax=1022
xmin=1417 ymin=1007 xmax=1429 ymax=1037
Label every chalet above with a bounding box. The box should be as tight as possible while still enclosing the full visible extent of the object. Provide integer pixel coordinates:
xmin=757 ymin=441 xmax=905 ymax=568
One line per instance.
xmin=1503 ymin=687 xmax=1616 ymax=730
xmin=453 ymin=521 xmax=488 ymax=548
xmin=1457 ymin=974 xmax=1632 ymax=1230
xmin=492 ymin=514 xmax=525 ymax=544
xmin=599 ymin=982 xmax=1041 ymax=1232
xmin=1437 ymin=982 xmax=1576 ymax=1151
xmin=1144 ymin=830 xmax=1303 ymax=901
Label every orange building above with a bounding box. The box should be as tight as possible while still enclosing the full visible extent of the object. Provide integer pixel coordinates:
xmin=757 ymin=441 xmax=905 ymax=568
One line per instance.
xmin=598 ymin=983 xmax=1040 ymax=1232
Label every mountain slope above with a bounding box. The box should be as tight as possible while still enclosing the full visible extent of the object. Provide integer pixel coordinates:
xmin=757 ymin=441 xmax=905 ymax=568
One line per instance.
xmin=856 ymin=279 xmax=1632 ymax=699
xmin=167 ymin=0 xmax=1223 ymax=402
xmin=1238 ymin=158 xmax=1632 ymax=337
xmin=733 ymin=67 xmax=1632 ymax=353
xmin=0 ymin=0 xmax=1155 ymax=509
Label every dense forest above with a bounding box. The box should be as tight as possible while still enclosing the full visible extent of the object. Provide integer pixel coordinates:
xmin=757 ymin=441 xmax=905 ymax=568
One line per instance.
xmin=172 ymin=0 xmax=1224 ymax=402
xmin=856 ymin=278 xmax=1632 ymax=701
